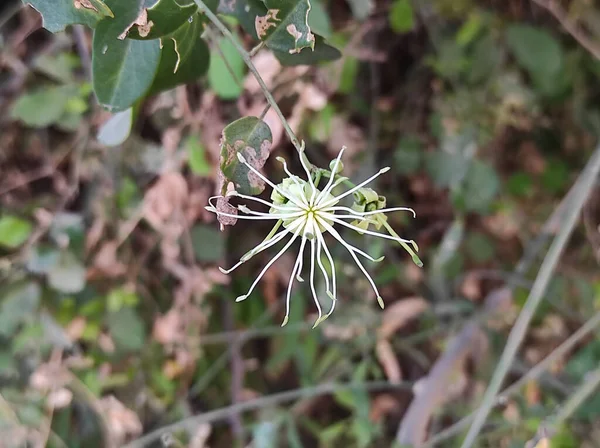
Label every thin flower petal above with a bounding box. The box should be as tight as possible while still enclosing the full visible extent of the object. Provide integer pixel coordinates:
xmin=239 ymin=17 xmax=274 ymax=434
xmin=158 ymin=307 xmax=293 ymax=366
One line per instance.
xmin=316 ymin=167 xmax=391 ymax=209
xmin=282 ymin=235 xmax=308 ymax=327
xmin=235 ymin=219 xmax=305 ymax=302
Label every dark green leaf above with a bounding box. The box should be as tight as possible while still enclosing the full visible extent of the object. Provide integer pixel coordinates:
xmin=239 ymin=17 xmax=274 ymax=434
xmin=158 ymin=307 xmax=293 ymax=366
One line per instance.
xmin=207 ymin=37 xmax=245 ymax=99
xmin=394 ymin=135 xmax=422 ymax=175
xmin=465 ymin=232 xmax=495 ymax=263
xmin=24 ymin=0 xmax=113 ymax=33
xmin=389 ymin=0 xmax=414 ymax=34
xmin=107 ymin=307 xmax=145 ymax=352
xmin=191 ymin=225 xmax=225 ymax=262
xmin=220 ymin=117 xmax=273 ymax=195
xmin=274 ymin=34 xmax=340 ymax=66
xmin=0 ymin=215 xmax=33 ymax=248
xmin=0 ymin=282 xmax=41 ymax=336
xmin=257 ymin=0 xmax=315 ymax=54
xmin=125 ymin=0 xmax=198 ymax=40
xmin=505 ymin=24 xmax=567 ymax=96
xmin=148 ymin=13 xmax=210 ymax=95
xmin=92 ymin=0 xmax=161 ymax=111
xmin=463 ymin=160 xmax=500 ymax=212
xmin=218 ymin=0 xmax=268 ymax=40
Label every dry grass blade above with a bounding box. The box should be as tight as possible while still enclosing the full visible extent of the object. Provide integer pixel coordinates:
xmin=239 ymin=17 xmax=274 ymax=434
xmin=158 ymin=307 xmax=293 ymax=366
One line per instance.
xmin=460 ymin=143 xmax=600 ymax=448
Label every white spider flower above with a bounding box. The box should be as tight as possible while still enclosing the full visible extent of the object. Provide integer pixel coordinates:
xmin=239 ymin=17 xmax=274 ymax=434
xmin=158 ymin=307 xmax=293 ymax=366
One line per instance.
xmin=206 ymin=146 xmax=422 ymax=328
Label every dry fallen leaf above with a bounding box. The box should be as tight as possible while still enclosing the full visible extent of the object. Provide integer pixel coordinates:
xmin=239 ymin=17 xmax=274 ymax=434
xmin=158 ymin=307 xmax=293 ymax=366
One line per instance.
xmin=379 ymin=297 xmax=429 ymax=339
xmin=46 ymin=388 xmax=73 ymax=409
xmin=153 ymin=309 xmax=184 ymax=346
xmin=98 ymin=396 xmax=143 ymax=445
xmin=376 ymin=339 xmax=402 ymax=383
xmin=369 ymin=394 xmax=399 ymax=423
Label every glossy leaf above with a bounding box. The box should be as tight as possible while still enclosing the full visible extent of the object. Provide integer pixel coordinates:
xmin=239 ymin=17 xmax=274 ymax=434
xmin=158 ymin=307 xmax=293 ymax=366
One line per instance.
xmin=257 ymin=0 xmax=315 ymax=54
xmin=274 ymin=34 xmax=340 ymax=66
xmin=24 ymin=0 xmax=113 ymax=33
xmin=218 ymin=0 xmax=268 ymax=40
xmin=220 ymin=117 xmax=273 ymax=195
xmin=92 ymin=0 xmax=161 ymax=111
xmin=148 ymin=13 xmax=210 ymax=95
xmin=125 ymin=0 xmax=198 ymax=39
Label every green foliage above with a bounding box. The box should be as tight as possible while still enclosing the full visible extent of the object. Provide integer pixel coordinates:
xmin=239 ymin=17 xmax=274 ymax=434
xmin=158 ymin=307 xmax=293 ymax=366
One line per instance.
xmin=11 ymin=84 xmax=88 ymax=129
xmin=257 ymin=0 xmax=315 ymax=54
xmin=505 ymin=24 xmax=569 ymax=97
xmin=208 ymin=37 xmax=245 ymax=99
xmin=0 ymin=215 xmax=32 ymax=249
xmin=92 ymin=0 xmax=161 ymax=111
xmin=23 ymin=0 xmax=113 ymax=33
xmin=186 ymin=136 xmax=211 ymax=176
xmin=147 ymin=12 xmax=210 ymax=95
xmin=191 ymin=225 xmax=225 ymax=261
xmin=220 ymin=117 xmax=273 ymax=195
xmin=390 ymin=0 xmax=415 ymax=34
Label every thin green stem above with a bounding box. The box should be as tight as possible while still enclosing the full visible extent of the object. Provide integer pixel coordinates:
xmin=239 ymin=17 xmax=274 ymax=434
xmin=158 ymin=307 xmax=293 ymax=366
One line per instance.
xmin=460 ymin=143 xmax=600 ymax=448
xmin=379 ymin=217 xmax=423 ymax=267
xmin=551 ymin=366 xmax=600 ymax=427
xmin=194 ymin=0 xmax=302 ymax=152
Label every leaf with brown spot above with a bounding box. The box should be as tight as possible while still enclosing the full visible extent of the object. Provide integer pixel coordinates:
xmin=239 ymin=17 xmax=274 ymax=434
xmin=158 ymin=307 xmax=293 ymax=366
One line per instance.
xmin=220 ymin=117 xmax=273 ymax=196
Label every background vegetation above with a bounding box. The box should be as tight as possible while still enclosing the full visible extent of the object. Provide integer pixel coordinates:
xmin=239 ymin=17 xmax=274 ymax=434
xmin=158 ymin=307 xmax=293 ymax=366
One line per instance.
xmin=2 ymin=0 xmax=600 ymax=447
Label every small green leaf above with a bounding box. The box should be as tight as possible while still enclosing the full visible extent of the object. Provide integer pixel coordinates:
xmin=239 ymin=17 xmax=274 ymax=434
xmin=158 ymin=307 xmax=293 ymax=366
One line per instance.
xmin=24 ymin=0 xmax=113 ymax=33
xmin=220 ymin=117 xmax=273 ymax=195
xmin=11 ymin=86 xmax=75 ymax=128
xmin=0 ymin=282 xmax=41 ymax=336
xmin=505 ymin=24 xmax=567 ymax=96
xmin=425 ymin=151 xmax=468 ymax=188
xmin=257 ymin=0 xmax=315 ymax=54
xmin=92 ymin=0 xmax=161 ymax=111
xmin=148 ymin=13 xmax=210 ymax=96
xmin=0 ymin=215 xmax=32 ymax=248
xmin=125 ymin=0 xmax=198 ymax=40
xmin=107 ymin=307 xmax=145 ymax=352
xmin=274 ymin=34 xmax=341 ymax=66
xmin=463 ymin=160 xmax=500 ymax=212
xmin=186 ymin=137 xmax=211 ymax=176
xmin=394 ymin=135 xmax=422 ymax=175
xmin=389 ymin=0 xmax=414 ymax=34
xmin=191 ymin=225 xmax=225 ymax=262
xmin=47 ymin=251 xmax=86 ymax=294
xmin=97 ymin=107 xmax=134 ymax=146
xmin=106 ymin=288 xmax=139 ymax=312
xmin=208 ymin=37 xmax=245 ymax=99
xmin=465 ymin=232 xmax=495 ymax=263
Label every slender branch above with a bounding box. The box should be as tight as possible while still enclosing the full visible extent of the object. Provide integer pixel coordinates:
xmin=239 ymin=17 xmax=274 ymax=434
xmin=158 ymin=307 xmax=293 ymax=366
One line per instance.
xmin=531 ymin=0 xmax=600 ymax=61
xmin=550 ymin=366 xmax=600 ymax=427
xmin=124 ymin=380 xmax=413 ymax=448
xmin=193 ymin=0 xmax=302 ymax=152
xmin=424 ymin=309 xmax=600 ymax=446
xmin=460 ymin=143 xmax=600 ymax=448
